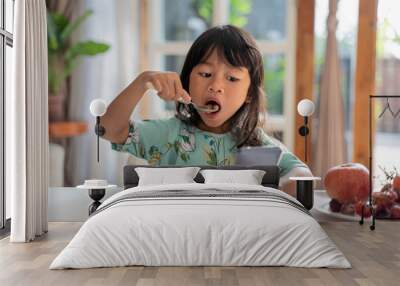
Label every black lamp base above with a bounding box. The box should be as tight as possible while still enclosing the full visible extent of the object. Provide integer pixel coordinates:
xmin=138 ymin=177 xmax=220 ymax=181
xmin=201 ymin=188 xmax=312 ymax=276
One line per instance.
xmin=88 ymin=188 xmax=105 ymax=215
xmin=296 ymin=180 xmax=314 ymax=210
xmin=290 ymin=177 xmax=320 ymax=210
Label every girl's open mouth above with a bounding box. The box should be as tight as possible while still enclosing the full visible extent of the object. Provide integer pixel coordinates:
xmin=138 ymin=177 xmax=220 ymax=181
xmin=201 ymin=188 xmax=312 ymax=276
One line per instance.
xmin=204 ymin=100 xmax=221 ymax=114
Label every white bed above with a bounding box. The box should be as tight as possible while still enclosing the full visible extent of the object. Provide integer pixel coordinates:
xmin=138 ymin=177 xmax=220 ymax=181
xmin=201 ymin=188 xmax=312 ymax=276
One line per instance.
xmin=50 ymin=183 xmax=351 ymax=269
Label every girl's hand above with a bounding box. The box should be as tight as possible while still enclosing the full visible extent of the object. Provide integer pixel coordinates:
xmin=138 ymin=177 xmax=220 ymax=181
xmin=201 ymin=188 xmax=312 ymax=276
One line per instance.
xmin=140 ymin=71 xmax=191 ymax=103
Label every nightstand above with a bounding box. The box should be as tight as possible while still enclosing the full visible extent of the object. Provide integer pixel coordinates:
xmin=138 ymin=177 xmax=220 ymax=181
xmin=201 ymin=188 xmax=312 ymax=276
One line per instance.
xmin=77 ymin=184 xmax=118 ymax=215
xmin=289 ymin=177 xmax=321 ymax=210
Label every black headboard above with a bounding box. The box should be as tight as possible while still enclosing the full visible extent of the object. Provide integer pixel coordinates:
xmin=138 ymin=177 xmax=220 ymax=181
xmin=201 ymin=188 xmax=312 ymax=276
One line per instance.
xmin=123 ymin=165 xmax=280 ymax=189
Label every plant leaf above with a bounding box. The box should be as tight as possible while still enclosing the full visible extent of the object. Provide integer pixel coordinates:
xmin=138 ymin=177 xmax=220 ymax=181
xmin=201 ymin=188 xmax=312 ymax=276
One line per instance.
xmin=65 ymin=41 xmax=110 ymax=61
xmin=47 ymin=12 xmax=59 ymax=51
xmin=52 ymin=12 xmax=69 ymax=33
xmin=229 ymin=0 xmax=252 ymax=27
xmin=60 ymin=10 xmax=93 ymax=43
xmin=191 ymin=0 xmax=212 ymax=26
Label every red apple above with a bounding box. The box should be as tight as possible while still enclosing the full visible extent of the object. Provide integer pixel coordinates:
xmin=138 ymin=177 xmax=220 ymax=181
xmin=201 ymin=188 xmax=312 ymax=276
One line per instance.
xmin=393 ymin=175 xmax=400 ymax=191
xmin=324 ymin=163 xmax=370 ymax=204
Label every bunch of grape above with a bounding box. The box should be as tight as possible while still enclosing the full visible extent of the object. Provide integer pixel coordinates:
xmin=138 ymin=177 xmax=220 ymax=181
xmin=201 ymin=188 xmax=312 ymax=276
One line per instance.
xmin=372 ymin=175 xmax=400 ymax=219
xmin=328 ymin=167 xmax=400 ymax=219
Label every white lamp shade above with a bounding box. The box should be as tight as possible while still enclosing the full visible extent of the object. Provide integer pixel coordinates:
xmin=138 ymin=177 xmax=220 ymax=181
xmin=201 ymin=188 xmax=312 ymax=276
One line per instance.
xmin=297 ymin=99 xmax=315 ymax=117
xmin=90 ymin=99 xmax=107 ymax=117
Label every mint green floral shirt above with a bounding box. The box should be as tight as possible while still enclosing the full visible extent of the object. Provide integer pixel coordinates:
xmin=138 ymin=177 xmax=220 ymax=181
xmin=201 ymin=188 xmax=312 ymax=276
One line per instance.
xmin=111 ymin=117 xmax=307 ymax=177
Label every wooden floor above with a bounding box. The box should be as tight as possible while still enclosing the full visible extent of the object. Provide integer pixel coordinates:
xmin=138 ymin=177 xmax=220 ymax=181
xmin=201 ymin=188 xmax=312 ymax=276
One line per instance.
xmin=0 ymin=221 xmax=399 ymax=286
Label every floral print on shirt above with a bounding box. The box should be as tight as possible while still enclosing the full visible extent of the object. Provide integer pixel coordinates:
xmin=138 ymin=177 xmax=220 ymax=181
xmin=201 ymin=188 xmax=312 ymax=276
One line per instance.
xmin=202 ymin=133 xmax=234 ymax=166
xmin=146 ymin=123 xmax=197 ymax=165
xmin=111 ymin=117 xmax=306 ymax=176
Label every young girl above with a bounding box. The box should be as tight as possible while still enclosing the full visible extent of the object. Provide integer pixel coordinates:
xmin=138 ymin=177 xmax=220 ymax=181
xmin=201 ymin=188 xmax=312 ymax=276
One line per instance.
xmin=101 ymin=25 xmax=312 ymax=196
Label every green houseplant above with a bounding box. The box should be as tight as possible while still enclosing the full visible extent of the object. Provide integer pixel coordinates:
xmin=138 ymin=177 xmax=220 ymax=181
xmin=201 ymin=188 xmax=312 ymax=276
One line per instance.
xmin=47 ymin=9 xmax=110 ymax=121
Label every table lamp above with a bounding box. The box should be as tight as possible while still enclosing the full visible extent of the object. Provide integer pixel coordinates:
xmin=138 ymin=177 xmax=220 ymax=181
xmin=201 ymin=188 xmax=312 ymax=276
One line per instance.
xmin=90 ymin=99 xmax=107 ymax=162
xmin=291 ymin=99 xmax=319 ymax=210
xmin=297 ymin=99 xmax=315 ymax=163
xmin=76 ymin=99 xmax=115 ymax=215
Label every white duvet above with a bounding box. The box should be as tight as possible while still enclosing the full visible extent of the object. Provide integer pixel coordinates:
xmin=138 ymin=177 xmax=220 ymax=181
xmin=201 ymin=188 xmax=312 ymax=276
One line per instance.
xmin=50 ymin=183 xmax=351 ymax=269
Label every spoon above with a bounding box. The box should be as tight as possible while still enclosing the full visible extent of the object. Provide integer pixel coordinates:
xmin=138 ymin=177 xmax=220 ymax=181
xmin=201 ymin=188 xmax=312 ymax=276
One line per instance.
xmin=145 ymin=82 xmax=219 ymax=113
xmin=177 ymin=98 xmax=219 ymax=113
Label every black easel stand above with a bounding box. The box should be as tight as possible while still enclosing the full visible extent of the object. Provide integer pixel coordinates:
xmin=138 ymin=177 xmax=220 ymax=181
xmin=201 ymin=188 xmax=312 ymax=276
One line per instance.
xmin=359 ymin=95 xmax=400 ymax=231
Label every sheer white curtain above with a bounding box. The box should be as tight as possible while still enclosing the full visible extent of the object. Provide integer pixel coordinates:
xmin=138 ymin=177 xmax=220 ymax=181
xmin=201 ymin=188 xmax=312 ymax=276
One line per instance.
xmin=313 ymin=0 xmax=346 ymax=181
xmin=8 ymin=0 xmax=49 ymax=242
xmin=68 ymin=0 xmax=141 ymax=187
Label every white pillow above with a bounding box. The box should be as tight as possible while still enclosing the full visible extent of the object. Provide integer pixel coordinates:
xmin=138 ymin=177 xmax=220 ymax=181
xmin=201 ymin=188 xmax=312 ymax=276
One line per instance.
xmin=135 ymin=167 xmax=201 ymax=186
xmin=200 ymin=169 xmax=266 ymax=185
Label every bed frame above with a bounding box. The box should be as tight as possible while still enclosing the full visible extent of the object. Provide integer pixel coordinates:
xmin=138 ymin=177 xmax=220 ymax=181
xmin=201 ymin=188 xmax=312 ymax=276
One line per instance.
xmin=123 ymin=165 xmax=280 ymax=189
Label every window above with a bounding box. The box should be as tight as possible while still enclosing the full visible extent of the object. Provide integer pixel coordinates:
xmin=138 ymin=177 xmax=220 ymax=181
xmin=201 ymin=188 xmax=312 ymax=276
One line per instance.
xmin=0 ymin=0 xmax=14 ymax=233
xmin=373 ymin=0 xmax=400 ymax=188
xmin=147 ymin=0 xmax=296 ymax=148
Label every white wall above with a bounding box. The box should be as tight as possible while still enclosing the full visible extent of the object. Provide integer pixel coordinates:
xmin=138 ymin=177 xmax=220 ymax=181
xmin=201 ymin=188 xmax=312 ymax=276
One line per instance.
xmin=67 ymin=0 xmax=140 ymax=187
xmin=48 ymin=187 xmax=122 ymax=222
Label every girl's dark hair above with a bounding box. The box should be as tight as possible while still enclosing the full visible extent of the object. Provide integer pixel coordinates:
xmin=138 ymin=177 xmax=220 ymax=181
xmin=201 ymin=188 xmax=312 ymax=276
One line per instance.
xmin=176 ymin=25 xmax=266 ymax=148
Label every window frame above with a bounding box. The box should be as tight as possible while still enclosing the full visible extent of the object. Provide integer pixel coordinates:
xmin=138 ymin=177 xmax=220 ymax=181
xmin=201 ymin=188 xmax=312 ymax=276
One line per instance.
xmin=147 ymin=0 xmax=296 ymax=148
xmin=0 ymin=0 xmax=13 ymax=232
